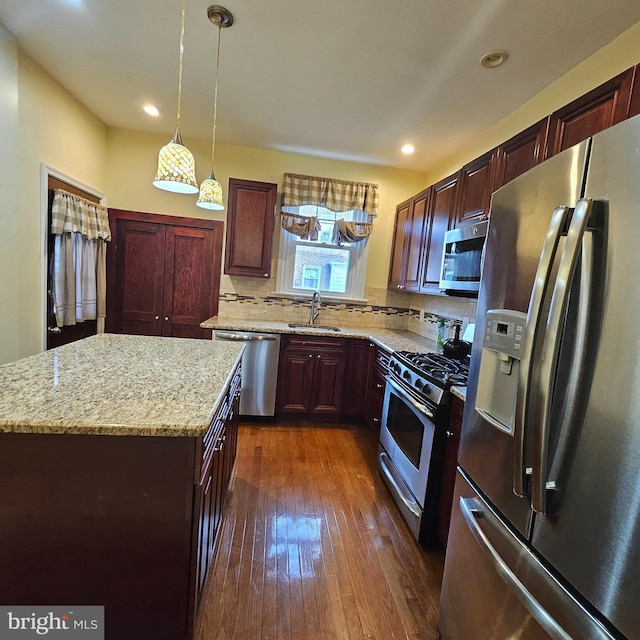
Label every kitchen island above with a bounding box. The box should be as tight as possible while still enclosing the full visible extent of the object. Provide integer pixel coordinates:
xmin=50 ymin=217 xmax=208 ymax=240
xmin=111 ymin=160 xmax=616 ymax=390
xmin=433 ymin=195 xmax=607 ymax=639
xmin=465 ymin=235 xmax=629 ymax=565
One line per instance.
xmin=0 ymin=334 xmax=244 ymax=640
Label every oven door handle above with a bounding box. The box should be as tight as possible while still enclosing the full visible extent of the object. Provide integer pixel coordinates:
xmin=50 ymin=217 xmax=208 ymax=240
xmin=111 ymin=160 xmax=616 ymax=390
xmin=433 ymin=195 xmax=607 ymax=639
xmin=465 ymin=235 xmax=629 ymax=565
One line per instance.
xmin=385 ymin=376 xmax=434 ymax=419
xmin=378 ymin=450 xmax=422 ymax=518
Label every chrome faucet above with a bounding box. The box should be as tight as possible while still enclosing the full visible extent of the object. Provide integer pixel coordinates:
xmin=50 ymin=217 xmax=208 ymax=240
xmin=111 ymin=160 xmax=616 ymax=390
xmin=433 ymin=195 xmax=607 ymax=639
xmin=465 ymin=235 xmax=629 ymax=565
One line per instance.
xmin=309 ymin=290 xmax=321 ymax=325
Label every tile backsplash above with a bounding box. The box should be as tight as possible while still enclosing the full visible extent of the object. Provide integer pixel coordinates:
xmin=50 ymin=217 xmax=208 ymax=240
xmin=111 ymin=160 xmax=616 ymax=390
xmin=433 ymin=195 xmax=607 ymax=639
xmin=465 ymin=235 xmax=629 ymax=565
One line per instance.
xmin=217 ymin=274 xmax=477 ymax=335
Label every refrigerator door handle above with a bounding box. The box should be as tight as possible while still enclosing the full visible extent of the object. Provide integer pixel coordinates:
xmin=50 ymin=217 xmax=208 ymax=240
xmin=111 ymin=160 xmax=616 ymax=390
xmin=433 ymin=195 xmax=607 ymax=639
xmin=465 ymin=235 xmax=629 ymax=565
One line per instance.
xmin=459 ymin=497 xmax=574 ymax=640
xmin=531 ymin=198 xmax=594 ymax=514
xmin=514 ymin=205 xmax=571 ymax=497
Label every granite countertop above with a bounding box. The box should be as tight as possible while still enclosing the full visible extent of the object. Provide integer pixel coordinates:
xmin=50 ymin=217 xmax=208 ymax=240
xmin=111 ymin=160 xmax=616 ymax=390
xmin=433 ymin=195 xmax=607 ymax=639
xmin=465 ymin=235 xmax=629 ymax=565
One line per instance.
xmin=450 ymin=385 xmax=467 ymax=402
xmin=200 ymin=316 xmax=437 ymax=354
xmin=0 ymin=334 xmax=244 ymax=437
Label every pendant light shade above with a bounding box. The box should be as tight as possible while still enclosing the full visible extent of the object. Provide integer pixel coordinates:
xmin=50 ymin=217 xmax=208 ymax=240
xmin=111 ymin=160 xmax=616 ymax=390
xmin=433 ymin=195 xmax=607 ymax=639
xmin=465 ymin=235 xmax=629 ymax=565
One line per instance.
xmin=197 ymin=5 xmax=233 ymax=210
xmin=153 ymin=0 xmax=198 ymax=194
xmin=154 ymin=130 xmax=198 ymax=194
xmin=196 ymin=170 xmax=224 ymax=209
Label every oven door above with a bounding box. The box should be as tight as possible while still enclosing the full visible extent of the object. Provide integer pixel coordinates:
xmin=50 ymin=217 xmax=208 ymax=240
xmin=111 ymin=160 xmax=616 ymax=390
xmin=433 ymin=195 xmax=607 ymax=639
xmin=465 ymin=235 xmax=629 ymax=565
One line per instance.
xmin=379 ymin=375 xmax=437 ymax=509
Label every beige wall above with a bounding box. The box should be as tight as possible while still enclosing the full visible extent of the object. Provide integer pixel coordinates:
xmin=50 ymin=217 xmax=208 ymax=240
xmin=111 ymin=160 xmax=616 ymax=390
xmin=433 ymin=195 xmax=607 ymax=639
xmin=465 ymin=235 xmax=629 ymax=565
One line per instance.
xmin=0 ymin=33 xmax=108 ymax=364
xmin=106 ymin=129 xmax=426 ymax=292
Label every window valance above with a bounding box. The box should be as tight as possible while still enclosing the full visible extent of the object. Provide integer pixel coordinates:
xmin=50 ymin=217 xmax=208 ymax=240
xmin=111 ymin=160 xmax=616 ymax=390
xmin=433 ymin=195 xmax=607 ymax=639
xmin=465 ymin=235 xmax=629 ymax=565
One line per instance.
xmin=51 ymin=189 xmax=111 ymax=241
xmin=281 ymin=173 xmax=379 ymax=218
xmin=280 ymin=213 xmax=321 ymax=240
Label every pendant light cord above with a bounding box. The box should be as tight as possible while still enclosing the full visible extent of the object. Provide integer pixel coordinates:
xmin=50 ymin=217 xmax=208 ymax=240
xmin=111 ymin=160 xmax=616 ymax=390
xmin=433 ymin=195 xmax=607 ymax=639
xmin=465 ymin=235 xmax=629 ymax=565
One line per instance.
xmin=176 ymin=0 xmax=187 ymax=135
xmin=210 ymin=24 xmax=222 ymax=171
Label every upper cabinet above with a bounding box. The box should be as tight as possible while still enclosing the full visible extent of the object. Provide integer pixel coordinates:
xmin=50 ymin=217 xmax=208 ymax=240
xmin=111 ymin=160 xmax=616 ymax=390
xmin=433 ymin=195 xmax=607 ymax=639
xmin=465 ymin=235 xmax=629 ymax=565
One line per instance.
xmin=628 ymin=65 xmax=640 ymax=118
xmin=546 ymin=69 xmax=634 ymax=156
xmin=224 ymin=178 xmax=278 ymax=278
xmin=388 ymin=199 xmax=411 ymax=291
xmin=420 ymin=174 xmax=457 ymax=294
xmin=493 ymin=118 xmax=550 ymax=190
xmin=453 ymin=150 xmax=496 ymax=226
xmin=403 ymin=188 xmax=430 ymax=292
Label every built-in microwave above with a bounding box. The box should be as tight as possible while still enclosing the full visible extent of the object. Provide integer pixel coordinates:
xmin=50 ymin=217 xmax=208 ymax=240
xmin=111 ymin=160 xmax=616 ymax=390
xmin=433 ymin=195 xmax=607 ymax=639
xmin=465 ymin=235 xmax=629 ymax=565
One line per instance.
xmin=439 ymin=220 xmax=488 ymax=295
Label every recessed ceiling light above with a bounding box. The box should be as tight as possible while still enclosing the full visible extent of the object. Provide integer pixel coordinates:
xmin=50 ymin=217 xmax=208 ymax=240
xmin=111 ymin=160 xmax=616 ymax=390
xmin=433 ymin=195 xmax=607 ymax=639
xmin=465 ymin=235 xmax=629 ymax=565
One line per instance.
xmin=480 ymin=50 xmax=508 ymax=69
xmin=143 ymin=104 xmax=160 ymax=117
xmin=401 ymin=144 xmax=415 ymax=155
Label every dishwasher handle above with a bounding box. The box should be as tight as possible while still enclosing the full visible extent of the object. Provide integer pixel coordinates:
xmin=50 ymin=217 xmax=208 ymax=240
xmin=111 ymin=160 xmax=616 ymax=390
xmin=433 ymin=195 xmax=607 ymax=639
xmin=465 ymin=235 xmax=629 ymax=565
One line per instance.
xmin=215 ymin=331 xmax=278 ymax=342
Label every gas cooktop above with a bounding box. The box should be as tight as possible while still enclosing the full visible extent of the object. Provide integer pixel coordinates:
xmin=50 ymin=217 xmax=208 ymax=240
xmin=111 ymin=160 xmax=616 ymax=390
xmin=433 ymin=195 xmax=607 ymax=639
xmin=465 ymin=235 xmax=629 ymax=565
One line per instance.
xmin=393 ymin=351 xmax=469 ymax=387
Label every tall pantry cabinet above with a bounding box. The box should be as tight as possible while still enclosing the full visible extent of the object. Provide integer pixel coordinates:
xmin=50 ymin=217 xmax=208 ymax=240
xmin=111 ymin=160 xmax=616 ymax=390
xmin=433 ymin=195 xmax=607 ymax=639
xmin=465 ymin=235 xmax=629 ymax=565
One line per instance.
xmin=106 ymin=209 xmax=223 ymax=339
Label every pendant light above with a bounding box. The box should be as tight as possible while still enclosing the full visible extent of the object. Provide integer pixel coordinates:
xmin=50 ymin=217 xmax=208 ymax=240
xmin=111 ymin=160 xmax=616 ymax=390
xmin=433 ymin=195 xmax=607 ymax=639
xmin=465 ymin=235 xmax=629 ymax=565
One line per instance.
xmin=197 ymin=5 xmax=234 ymax=210
xmin=153 ymin=0 xmax=199 ymax=194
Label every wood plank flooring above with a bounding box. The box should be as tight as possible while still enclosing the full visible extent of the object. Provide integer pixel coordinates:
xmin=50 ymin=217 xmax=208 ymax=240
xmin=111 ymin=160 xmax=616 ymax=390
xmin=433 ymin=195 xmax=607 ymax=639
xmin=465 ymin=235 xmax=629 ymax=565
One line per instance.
xmin=194 ymin=421 xmax=444 ymax=640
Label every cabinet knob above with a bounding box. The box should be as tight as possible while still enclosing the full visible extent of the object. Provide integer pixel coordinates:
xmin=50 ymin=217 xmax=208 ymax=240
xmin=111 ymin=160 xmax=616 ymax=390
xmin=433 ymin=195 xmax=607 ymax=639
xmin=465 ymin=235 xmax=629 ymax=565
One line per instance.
xmin=164 ymin=316 xmax=169 ymax=321
xmin=308 ymin=354 xmax=313 ymax=358
xmin=154 ymin=316 xmax=159 ymax=320
xmin=317 ymin=354 xmax=321 ymax=359
xmin=373 ymin=417 xmax=380 ymax=423
xmin=264 ymin=273 xmax=269 ymax=278
xmin=446 ymin=430 xmax=454 ymax=438
xmin=376 ymin=383 xmax=383 ymax=389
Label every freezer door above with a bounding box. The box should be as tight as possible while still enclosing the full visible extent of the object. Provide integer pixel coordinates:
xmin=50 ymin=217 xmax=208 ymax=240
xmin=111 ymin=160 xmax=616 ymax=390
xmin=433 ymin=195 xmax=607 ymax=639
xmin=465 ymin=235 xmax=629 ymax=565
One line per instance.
xmin=531 ymin=114 xmax=640 ymax=639
xmin=439 ymin=469 xmax=618 ymax=640
xmin=460 ymin=141 xmax=589 ymax=537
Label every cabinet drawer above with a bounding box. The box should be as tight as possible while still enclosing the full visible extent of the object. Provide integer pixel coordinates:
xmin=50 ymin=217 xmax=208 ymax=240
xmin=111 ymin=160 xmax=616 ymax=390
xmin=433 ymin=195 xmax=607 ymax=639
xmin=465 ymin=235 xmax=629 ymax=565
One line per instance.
xmin=284 ymin=335 xmax=345 ymax=350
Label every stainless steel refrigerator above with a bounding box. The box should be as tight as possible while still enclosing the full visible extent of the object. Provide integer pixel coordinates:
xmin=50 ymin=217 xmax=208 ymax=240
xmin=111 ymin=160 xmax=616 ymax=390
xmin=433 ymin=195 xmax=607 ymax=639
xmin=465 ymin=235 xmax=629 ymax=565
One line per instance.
xmin=439 ymin=114 xmax=640 ymax=640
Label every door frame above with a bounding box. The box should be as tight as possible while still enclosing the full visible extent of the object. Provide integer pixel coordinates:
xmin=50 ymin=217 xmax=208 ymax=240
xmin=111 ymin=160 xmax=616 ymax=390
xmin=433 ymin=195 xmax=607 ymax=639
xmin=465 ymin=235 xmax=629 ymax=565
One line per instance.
xmin=39 ymin=163 xmax=106 ymax=352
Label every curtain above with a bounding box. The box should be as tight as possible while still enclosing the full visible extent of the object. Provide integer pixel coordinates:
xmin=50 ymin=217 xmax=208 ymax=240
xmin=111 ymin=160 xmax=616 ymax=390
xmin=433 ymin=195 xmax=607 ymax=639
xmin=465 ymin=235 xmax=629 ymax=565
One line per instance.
xmin=281 ymin=173 xmax=379 ymax=218
xmin=332 ymin=219 xmax=373 ymax=245
xmin=50 ymin=189 xmax=111 ymax=329
xmin=280 ymin=213 xmax=321 ymax=240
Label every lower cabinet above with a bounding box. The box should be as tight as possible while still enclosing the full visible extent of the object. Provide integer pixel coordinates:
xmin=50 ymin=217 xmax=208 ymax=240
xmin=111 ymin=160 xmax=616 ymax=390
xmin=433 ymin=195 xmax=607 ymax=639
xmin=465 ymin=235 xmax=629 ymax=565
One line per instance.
xmin=191 ymin=365 xmax=241 ymax=624
xmin=365 ymin=344 xmax=390 ymax=431
xmin=276 ymin=335 xmax=346 ymax=419
xmin=436 ymin=394 xmax=465 ymax=547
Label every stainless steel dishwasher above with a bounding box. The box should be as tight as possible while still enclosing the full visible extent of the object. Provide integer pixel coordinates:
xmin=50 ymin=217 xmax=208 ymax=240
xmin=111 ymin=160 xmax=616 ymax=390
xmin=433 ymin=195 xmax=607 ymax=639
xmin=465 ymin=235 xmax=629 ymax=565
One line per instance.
xmin=213 ymin=330 xmax=281 ymax=416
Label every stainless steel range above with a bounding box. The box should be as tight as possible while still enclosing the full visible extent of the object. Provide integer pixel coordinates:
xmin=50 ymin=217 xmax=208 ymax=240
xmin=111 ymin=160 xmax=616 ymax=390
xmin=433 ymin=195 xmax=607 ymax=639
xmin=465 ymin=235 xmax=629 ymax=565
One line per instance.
xmin=378 ymin=350 xmax=468 ymax=545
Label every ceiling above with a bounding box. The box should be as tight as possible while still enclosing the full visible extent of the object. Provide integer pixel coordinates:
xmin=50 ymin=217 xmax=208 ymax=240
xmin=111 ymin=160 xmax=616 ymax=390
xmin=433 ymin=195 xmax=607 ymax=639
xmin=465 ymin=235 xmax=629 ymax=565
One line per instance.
xmin=1 ymin=0 xmax=640 ymax=173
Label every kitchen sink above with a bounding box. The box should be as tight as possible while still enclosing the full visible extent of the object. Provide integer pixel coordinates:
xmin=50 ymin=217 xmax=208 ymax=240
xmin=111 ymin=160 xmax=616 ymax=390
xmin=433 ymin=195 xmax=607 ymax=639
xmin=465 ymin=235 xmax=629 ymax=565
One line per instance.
xmin=288 ymin=322 xmax=341 ymax=332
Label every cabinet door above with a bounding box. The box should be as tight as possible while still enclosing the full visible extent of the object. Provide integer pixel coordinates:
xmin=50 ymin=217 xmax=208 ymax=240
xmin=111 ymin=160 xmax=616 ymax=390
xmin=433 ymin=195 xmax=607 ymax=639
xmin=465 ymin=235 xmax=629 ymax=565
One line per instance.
xmin=454 ymin=150 xmax=496 ymax=226
xmin=309 ymin=349 xmax=346 ymax=417
xmin=341 ymin=339 xmax=373 ymax=418
xmin=546 ymin=69 xmax=634 ymax=156
xmin=629 ymin=65 xmax=640 ymax=118
xmin=420 ymin=174 xmax=457 ymax=293
xmin=403 ymin=189 xmax=430 ymax=292
xmin=110 ymin=219 xmax=165 ymax=336
xmin=276 ymin=348 xmax=315 ymax=414
xmin=365 ymin=344 xmax=388 ymax=431
xmin=387 ymin=199 xmax=411 ymax=290
xmin=224 ymin=178 xmax=278 ymax=278
xmin=436 ymin=396 xmax=465 ymax=547
xmin=163 ymin=225 xmax=222 ymax=339
xmin=493 ymin=118 xmax=550 ymax=190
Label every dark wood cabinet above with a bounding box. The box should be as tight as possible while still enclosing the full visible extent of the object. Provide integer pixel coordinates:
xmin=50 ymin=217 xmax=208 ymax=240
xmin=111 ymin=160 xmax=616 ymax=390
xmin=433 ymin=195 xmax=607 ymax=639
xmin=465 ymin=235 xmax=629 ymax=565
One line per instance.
xmin=493 ymin=118 xmax=550 ymax=190
xmin=420 ymin=174 xmax=457 ymax=293
xmin=342 ymin=339 xmax=375 ymax=419
xmin=192 ymin=366 xmax=240 ymax=623
xmin=387 ymin=199 xmax=411 ymax=290
xmin=224 ymin=178 xmax=278 ymax=278
xmin=365 ymin=344 xmax=390 ymax=432
xmin=403 ymin=189 xmax=430 ymax=292
xmin=454 ymin=150 xmax=496 ymax=226
xmin=107 ymin=209 xmax=223 ymax=339
xmin=277 ymin=335 xmax=346 ymax=419
xmin=436 ymin=395 xmax=464 ymax=547
xmin=546 ymin=69 xmax=634 ymax=156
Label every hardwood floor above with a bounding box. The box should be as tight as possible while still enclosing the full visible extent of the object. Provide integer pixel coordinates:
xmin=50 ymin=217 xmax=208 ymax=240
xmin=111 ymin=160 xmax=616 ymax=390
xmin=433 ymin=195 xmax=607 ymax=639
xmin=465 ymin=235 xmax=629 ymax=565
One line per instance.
xmin=194 ymin=421 xmax=445 ymax=640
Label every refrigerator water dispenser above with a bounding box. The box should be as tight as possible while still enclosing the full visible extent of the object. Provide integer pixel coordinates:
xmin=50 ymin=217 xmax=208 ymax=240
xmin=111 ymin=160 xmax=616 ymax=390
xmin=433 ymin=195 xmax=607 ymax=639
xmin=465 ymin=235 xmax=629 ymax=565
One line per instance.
xmin=475 ymin=309 xmax=527 ymax=435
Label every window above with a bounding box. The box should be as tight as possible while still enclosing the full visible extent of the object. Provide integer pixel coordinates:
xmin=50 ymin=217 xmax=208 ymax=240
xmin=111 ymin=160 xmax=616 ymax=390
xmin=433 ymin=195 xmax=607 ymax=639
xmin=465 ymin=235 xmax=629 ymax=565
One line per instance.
xmin=275 ymin=205 xmax=370 ymax=301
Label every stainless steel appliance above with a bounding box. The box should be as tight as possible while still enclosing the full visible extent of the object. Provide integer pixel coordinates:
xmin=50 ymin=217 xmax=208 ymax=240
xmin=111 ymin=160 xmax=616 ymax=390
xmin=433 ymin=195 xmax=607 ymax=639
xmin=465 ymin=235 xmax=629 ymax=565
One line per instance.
xmin=213 ymin=330 xmax=280 ymax=416
xmin=379 ymin=351 xmax=468 ymax=544
xmin=439 ymin=219 xmax=487 ymax=295
xmin=440 ymin=114 xmax=640 ymax=639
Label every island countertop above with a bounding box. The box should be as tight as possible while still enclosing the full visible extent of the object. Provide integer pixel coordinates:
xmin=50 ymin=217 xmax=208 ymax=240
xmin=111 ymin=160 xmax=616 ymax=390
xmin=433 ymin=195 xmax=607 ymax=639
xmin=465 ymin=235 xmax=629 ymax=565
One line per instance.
xmin=0 ymin=333 xmax=244 ymax=437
